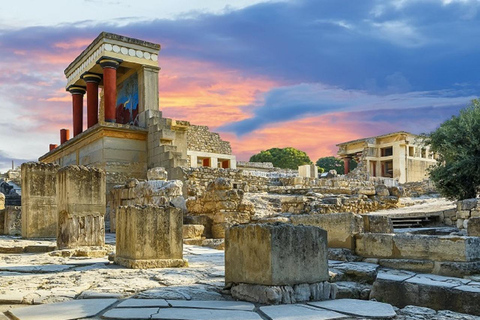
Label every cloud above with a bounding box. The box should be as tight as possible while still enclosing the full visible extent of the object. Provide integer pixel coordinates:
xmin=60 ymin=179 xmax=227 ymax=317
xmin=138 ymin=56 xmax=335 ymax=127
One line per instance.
xmin=220 ymin=83 xmax=474 ymax=135
xmin=0 ymin=0 xmax=479 ymax=165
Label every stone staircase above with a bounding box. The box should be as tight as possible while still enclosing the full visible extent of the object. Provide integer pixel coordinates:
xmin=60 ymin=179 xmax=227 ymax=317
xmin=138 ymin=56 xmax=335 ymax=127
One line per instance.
xmin=147 ymin=112 xmax=189 ymax=172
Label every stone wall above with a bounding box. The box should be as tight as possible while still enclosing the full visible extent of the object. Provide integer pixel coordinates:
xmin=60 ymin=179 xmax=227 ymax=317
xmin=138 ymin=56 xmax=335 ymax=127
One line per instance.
xmin=401 ymin=180 xmax=437 ymax=197
xmin=186 ymin=125 xmax=232 ymax=155
xmin=454 ymin=198 xmax=480 ymax=229
xmin=186 ymin=178 xmax=255 ymax=239
xmin=21 ymin=162 xmax=59 ymax=238
xmin=171 ymin=167 xmax=269 ymax=197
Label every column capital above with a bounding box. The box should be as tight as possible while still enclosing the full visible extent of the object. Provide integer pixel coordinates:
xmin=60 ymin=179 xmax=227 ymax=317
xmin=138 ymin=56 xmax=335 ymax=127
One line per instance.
xmin=66 ymin=85 xmax=86 ymax=95
xmin=97 ymin=56 xmax=123 ymax=69
xmin=81 ymin=72 xmax=102 ymax=83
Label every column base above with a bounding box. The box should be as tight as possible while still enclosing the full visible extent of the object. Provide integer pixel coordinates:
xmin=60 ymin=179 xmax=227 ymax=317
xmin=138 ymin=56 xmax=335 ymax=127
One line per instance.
xmin=229 ymin=281 xmax=337 ymax=305
xmin=114 ymin=257 xmax=188 ymax=269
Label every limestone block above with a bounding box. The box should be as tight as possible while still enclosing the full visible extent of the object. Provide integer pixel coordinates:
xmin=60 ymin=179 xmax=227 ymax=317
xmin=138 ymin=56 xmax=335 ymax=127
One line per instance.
xmin=182 ymin=224 xmax=204 ymax=239
xmin=471 ymin=209 xmax=480 ymax=218
xmin=457 ymin=198 xmax=478 ymax=211
xmin=4 ymin=206 xmax=21 ymax=235
xmin=375 ymin=185 xmax=390 ymax=196
xmin=225 ymin=223 xmax=329 ymax=286
xmin=115 ymin=205 xmax=186 ymax=268
xmin=147 ymin=167 xmax=168 ymax=181
xmin=290 ymin=213 xmax=363 ymax=250
xmin=357 ymin=187 xmax=376 ymax=196
xmin=457 ymin=210 xmax=471 ymax=219
xmin=355 ymin=233 xmax=395 ymax=258
xmin=363 ymin=215 xmax=394 ymax=233
xmin=57 ymin=166 xmax=106 ymax=249
xmin=21 ymin=162 xmax=59 ymax=238
xmin=358 ymin=233 xmax=480 ymax=262
xmin=457 ymin=218 xmax=464 ymax=229
xmin=467 ymin=217 xmax=480 ymax=237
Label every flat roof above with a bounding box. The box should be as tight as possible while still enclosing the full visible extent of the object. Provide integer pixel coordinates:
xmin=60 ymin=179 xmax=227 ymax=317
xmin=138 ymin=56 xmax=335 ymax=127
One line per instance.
xmin=336 ymin=131 xmax=418 ymax=146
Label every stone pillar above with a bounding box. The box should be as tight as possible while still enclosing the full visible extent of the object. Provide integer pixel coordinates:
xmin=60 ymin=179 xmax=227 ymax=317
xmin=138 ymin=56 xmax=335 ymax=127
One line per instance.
xmin=343 ymin=157 xmax=351 ymax=174
xmin=98 ymin=57 xmax=122 ymax=123
xmin=21 ymin=162 xmax=59 ymax=238
xmin=4 ymin=206 xmax=21 ymax=236
xmin=82 ymin=73 xmax=102 ymax=128
xmin=115 ymin=205 xmax=187 ymax=268
xmin=226 ymin=223 xmax=335 ymax=304
xmin=68 ymin=86 xmax=86 ymax=137
xmin=60 ymin=129 xmax=70 ymax=144
xmin=137 ymin=65 xmax=160 ymax=127
xmin=57 ymin=166 xmax=106 ymax=249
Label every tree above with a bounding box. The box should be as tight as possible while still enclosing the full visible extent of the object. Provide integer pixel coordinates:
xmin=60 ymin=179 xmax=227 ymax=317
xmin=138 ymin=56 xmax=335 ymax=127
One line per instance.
xmin=427 ymin=99 xmax=480 ymax=200
xmin=249 ymin=147 xmax=312 ymax=170
xmin=316 ymin=156 xmax=357 ymax=174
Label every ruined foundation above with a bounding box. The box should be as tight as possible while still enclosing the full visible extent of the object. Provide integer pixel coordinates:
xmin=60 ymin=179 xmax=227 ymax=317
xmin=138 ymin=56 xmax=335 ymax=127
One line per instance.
xmin=21 ymin=162 xmax=59 ymax=238
xmin=56 ymin=166 xmax=106 ymax=249
xmin=225 ymin=223 xmax=335 ymax=304
xmin=115 ymin=205 xmax=187 ymax=268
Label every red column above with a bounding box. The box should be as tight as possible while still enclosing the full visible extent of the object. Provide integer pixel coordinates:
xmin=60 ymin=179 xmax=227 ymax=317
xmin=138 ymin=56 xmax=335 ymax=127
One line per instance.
xmin=67 ymin=86 xmax=86 ymax=136
xmin=82 ymin=73 xmax=102 ymax=128
xmin=344 ymin=157 xmax=351 ymax=174
xmin=98 ymin=58 xmax=121 ymax=123
xmin=60 ymin=129 xmax=70 ymax=144
xmin=49 ymin=144 xmax=57 ymax=151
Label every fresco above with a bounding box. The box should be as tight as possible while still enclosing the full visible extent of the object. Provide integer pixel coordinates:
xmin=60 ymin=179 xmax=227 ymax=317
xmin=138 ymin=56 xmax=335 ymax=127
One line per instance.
xmin=116 ymin=72 xmax=139 ymax=125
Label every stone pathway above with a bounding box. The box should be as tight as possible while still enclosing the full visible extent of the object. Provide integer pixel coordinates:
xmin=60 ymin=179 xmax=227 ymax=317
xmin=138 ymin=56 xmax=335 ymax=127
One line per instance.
xmin=1 ymin=235 xmax=480 ymax=319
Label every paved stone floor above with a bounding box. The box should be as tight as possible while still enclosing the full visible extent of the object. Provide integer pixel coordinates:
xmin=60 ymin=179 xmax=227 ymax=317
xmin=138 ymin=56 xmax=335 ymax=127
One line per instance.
xmin=0 ymin=235 xmax=479 ymax=319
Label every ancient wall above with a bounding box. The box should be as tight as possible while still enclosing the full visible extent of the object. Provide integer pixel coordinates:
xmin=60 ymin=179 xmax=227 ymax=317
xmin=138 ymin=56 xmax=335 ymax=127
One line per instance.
xmin=186 ymin=125 xmax=232 ymax=155
xmin=454 ymin=198 xmax=480 ymax=229
xmin=171 ymin=167 xmax=269 ymax=197
xmin=21 ymin=162 xmax=59 ymax=238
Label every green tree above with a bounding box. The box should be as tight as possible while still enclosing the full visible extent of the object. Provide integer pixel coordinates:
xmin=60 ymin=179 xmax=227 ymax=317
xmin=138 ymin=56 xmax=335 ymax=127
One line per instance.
xmin=427 ymin=99 xmax=480 ymax=200
xmin=316 ymin=156 xmax=357 ymax=174
xmin=249 ymin=147 xmax=312 ymax=170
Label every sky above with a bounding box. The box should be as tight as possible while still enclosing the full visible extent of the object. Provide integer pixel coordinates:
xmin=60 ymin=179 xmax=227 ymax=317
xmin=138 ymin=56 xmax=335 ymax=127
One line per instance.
xmin=0 ymin=0 xmax=479 ymax=172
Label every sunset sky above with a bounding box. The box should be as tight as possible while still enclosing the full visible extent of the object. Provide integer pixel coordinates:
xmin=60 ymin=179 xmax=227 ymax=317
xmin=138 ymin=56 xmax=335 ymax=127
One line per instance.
xmin=0 ymin=0 xmax=479 ymax=172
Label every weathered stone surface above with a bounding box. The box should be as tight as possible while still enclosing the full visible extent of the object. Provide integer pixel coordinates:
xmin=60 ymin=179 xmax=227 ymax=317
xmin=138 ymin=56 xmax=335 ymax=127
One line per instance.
xmin=363 ymin=215 xmax=393 ymax=233
xmin=230 ymin=282 xmax=336 ymax=304
xmin=330 ymin=262 xmax=379 ymax=284
xmin=290 ymin=213 xmax=363 ymax=250
xmin=147 ymin=167 xmax=168 ymax=181
xmin=117 ymin=299 xmax=169 ymax=308
xmin=103 ymin=307 xmax=160 ymax=319
xmin=308 ymin=298 xmax=396 ymax=318
xmin=182 ymin=224 xmax=205 ymax=239
xmin=378 ymin=259 xmax=435 ymax=274
xmin=355 ymin=233 xmax=480 ymax=262
xmin=57 ymin=166 xmax=106 ymax=249
xmin=166 ymin=300 xmax=254 ymax=310
xmin=371 ymin=270 xmax=480 ymax=315
xmin=467 ymin=217 xmax=480 ymax=236
xmin=109 ymin=179 xmax=186 ymax=232
xmin=6 ymin=298 xmax=117 ymax=320
xmin=225 ymin=223 xmax=329 ymax=286
xmin=115 ymin=205 xmax=186 ymax=268
xmin=334 ymin=281 xmax=371 ymax=299
xmin=3 ymin=206 xmax=21 ymax=236
xmin=432 ymin=261 xmax=480 ymax=277
xmin=152 ymin=308 xmax=263 ymax=320
xmin=21 ymin=162 xmax=59 ymax=238
xmin=260 ymin=304 xmax=348 ymax=320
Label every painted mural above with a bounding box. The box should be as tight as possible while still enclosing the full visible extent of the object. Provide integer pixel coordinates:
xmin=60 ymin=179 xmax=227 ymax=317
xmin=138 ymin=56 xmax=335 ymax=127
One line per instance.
xmin=116 ymin=72 xmax=139 ymax=125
